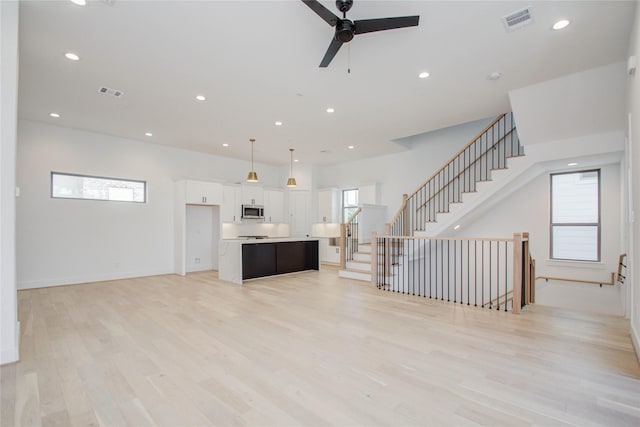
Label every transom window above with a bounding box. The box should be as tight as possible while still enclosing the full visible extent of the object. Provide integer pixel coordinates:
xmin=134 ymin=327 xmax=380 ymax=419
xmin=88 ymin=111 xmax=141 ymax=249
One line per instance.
xmin=550 ymin=170 xmax=600 ymax=261
xmin=342 ymin=188 xmax=359 ymax=223
xmin=51 ymin=172 xmax=146 ymax=203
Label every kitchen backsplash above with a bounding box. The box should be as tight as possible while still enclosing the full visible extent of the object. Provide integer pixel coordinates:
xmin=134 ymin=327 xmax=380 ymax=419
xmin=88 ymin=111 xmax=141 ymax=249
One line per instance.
xmin=222 ymin=223 xmax=290 ymax=239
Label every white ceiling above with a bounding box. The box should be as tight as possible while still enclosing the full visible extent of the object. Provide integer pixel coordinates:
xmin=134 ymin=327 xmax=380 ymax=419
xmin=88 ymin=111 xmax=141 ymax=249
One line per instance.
xmin=17 ymin=0 xmax=636 ymax=166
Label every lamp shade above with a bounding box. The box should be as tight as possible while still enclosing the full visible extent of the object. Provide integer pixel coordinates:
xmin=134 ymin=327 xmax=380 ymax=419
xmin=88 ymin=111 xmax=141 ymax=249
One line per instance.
xmin=286 ymin=177 xmax=297 ymax=187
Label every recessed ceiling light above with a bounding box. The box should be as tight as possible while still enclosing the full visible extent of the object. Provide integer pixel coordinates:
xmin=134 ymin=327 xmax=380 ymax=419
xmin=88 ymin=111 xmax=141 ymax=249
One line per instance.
xmin=64 ymin=52 xmax=80 ymax=61
xmin=488 ymin=71 xmax=502 ymax=80
xmin=454 ymin=224 xmax=461 ymax=230
xmin=222 ymin=143 xmax=229 ymax=147
xmin=294 ymin=159 xmax=299 ymax=162
xmin=275 ymin=121 xmax=283 ymax=126
xmin=553 ymin=19 xmax=570 ymax=30
xmin=145 ymin=132 xmax=153 ymax=137
xmin=568 ymin=162 xmax=578 ymax=166
xmin=418 ymin=71 xmax=430 ymax=79
xmin=49 ymin=112 xmax=60 ymax=118
xmin=326 ymin=107 xmax=335 ymax=113
xmin=348 ymin=145 xmax=355 ymax=150
xmin=195 ymin=95 xmax=206 ymax=101
xmin=69 ymin=0 xmax=86 ymax=6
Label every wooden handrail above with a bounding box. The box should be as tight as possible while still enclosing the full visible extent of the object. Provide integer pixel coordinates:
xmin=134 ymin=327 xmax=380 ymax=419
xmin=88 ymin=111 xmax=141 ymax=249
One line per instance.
xmin=376 ymin=235 xmax=516 ymax=242
xmin=388 ymin=112 xmax=512 ymax=229
xmin=407 ymin=113 xmax=507 ymax=200
xmin=536 ymin=274 xmax=615 ymax=286
xmin=487 ymin=289 xmax=513 ymax=306
xmin=414 ymin=128 xmax=517 ymax=212
xmin=344 ymin=207 xmax=362 ymax=225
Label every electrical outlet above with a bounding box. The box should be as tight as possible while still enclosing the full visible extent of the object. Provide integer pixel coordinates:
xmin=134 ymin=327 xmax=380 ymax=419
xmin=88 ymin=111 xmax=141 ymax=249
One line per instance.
xmin=195 ymin=258 xmax=200 ymax=264
xmin=335 ymin=248 xmax=339 ymax=254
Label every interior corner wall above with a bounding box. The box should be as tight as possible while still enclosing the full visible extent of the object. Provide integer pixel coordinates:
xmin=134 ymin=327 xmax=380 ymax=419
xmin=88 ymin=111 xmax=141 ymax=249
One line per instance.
xmin=316 ymin=117 xmax=493 ymax=221
xmin=627 ymin=0 xmax=640 ymax=358
xmin=16 ymin=120 xmax=281 ymax=289
xmin=1 ymin=0 xmax=19 ymax=365
xmin=451 ymin=162 xmax=623 ymax=316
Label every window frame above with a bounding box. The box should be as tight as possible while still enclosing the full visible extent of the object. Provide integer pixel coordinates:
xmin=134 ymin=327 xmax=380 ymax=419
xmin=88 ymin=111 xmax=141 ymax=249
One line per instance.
xmin=549 ymin=169 xmax=601 ymax=262
xmin=342 ymin=188 xmax=359 ymax=223
xmin=51 ymin=171 xmax=147 ymax=204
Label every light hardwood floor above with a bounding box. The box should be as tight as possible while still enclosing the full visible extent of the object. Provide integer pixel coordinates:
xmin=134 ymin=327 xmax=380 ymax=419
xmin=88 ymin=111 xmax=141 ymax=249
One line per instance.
xmin=2 ymin=268 xmax=639 ymax=426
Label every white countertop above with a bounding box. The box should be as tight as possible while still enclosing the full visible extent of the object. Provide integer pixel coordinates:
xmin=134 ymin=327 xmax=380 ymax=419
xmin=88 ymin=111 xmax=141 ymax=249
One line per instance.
xmin=222 ymin=237 xmax=319 ymax=244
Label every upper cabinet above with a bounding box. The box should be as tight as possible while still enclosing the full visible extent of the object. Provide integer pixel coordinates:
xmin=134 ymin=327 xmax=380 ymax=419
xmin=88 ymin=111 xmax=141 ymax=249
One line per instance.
xmin=221 ymin=185 xmax=242 ymax=223
xmin=318 ymin=188 xmax=340 ymax=223
xmin=264 ymin=189 xmax=284 ymax=223
xmin=241 ymin=184 xmax=264 ymax=205
xmin=182 ymin=180 xmax=223 ymax=205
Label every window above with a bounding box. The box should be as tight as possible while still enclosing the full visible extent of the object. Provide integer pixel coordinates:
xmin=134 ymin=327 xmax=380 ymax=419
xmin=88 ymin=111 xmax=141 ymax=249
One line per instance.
xmin=342 ymin=188 xmax=359 ymax=223
xmin=550 ymin=170 xmax=600 ymax=261
xmin=51 ymin=172 xmax=146 ymax=203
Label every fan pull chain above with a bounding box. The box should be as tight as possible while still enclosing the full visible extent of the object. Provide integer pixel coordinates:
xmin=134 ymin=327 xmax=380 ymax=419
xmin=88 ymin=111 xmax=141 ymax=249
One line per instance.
xmin=348 ymin=44 xmax=351 ymax=74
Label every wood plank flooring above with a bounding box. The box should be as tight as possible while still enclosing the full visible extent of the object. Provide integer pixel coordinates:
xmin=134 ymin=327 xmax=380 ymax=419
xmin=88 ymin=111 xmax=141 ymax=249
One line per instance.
xmin=2 ymin=268 xmax=639 ymax=426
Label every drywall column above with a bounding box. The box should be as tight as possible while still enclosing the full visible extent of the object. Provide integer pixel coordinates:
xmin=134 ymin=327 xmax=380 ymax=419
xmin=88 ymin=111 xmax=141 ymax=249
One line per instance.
xmin=0 ymin=0 xmax=19 ymax=364
xmin=627 ymin=1 xmax=640 ymax=360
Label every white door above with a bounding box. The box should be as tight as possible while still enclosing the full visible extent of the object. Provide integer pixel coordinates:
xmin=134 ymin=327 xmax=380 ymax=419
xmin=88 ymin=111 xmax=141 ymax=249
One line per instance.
xmin=186 ymin=205 xmax=220 ymax=272
xmin=290 ymin=190 xmax=310 ymax=237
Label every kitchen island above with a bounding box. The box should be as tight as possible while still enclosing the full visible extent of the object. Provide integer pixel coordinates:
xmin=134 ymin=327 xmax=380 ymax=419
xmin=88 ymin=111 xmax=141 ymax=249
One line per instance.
xmin=218 ymin=237 xmax=319 ymax=285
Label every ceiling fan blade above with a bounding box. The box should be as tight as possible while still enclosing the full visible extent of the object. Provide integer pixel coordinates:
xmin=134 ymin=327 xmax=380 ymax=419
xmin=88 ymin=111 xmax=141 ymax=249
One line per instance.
xmin=354 ymin=16 xmax=420 ymax=35
xmin=301 ymin=0 xmax=339 ymax=27
xmin=319 ymin=37 xmax=344 ymax=67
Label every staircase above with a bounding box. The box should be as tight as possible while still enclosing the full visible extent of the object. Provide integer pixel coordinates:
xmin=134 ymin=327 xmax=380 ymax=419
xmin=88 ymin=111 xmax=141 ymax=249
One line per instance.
xmin=339 ymin=112 xmax=523 ymax=283
xmin=388 ymin=112 xmax=523 ymax=238
xmin=339 ymin=242 xmax=372 ymax=281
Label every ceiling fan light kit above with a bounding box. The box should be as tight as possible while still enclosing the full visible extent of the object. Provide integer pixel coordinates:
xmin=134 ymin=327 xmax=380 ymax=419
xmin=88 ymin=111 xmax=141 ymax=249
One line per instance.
xmin=301 ymin=0 xmax=420 ymax=68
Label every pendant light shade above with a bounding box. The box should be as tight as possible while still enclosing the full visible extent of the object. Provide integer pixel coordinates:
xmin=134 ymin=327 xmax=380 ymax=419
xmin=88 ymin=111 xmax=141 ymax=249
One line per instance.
xmin=287 ymin=148 xmax=297 ymax=187
xmin=246 ymin=138 xmax=259 ymax=182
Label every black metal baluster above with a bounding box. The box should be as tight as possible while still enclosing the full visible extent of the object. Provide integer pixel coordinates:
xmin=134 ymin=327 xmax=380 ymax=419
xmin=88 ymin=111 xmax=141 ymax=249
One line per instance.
xmin=505 ymin=240 xmax=509 ymax=312
xmin=497 ymin=241 xmax=500 ymax=311
xmin=453 ymin=239 xmax=457 ymax=303
xmin=474 ymin=240 xmax=477 ymax=307
xmin=467 ymin=240 xmax=470 ymax=305
xmin=481 ymin=241 xmax=485 ymax=308
xmin=489 ymin=241 xmax=492 ymax=309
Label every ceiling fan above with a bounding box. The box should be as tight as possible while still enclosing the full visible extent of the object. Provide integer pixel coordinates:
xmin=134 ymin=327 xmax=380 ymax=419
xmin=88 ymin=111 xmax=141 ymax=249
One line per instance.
xmin=301 ymin=0 xmax=420 ymax=68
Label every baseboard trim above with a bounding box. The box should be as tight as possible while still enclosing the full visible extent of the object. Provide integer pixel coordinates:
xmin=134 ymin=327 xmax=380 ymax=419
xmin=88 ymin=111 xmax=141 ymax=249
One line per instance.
xmin=17 ymin=269 xmax=174 ymax=290
xmin=631 ymin=321 xmax=640 ymax=365
xmin=0 ymin=321 xmax=20 ymax=366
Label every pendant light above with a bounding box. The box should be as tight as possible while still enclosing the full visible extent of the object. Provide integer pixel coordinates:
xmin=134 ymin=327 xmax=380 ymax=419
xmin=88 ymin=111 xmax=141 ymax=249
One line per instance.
xmin=246 ymin=138 xmax=258 ymax=182
xmin=286 ymin=148 xmax=297 ymax=187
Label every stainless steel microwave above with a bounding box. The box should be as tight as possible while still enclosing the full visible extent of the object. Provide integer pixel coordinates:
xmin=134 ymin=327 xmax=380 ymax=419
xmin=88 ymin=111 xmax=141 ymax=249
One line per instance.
xmin=242 ymin=204 xmax=264 ymax=219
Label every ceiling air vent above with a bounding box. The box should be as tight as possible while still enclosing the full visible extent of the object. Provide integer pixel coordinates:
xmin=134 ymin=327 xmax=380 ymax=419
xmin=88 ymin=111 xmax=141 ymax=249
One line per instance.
xmin=99 ymin=86 xmax=123 ymax=98
xmin=503 ymin=7 xmax=533 ymax=32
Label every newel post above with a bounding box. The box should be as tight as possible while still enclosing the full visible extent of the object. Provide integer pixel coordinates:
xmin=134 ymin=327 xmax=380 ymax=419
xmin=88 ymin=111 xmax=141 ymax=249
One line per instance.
xmin=371 ymin=232 xmax=377 ymax=288
xmin=384 ymin=224 xmax=391 ymax=276
xmin=401 ymin=194 xmax=409 ymax=237
xmin=512 ymin=233 xmax=522 ymax=314
xmin=340 ymin=223 xmax=346 ymax=269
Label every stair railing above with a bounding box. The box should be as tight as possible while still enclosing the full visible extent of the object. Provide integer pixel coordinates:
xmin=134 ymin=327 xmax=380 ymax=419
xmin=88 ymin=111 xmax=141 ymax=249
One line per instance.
xmin=388 ymin=112 xmax=522 ymax=237
xmin=372 ymin=231 xmax=534 ymax=314
xmin=340 ymin=207 xmax=362 ymax=269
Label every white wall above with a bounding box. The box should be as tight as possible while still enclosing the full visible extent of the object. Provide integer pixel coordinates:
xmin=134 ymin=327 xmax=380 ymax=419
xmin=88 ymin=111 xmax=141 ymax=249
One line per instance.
xmin=510 ymin=62 xmax=627 ymax=146
xmin=1 ymin=0 xmax=19 ymax=365
xmin=16 ymin=120 xmax=282 ymax=289
xmin=451 ymin=161 xmax=623 ymax=315
xmin=627 ymin=0 xmax=640 ymax=358
xmin=317 ymin=118 xmax=493 ymax=222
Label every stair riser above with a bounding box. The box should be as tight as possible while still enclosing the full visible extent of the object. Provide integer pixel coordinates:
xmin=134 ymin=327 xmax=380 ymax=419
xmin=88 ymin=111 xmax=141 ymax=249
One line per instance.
xmin=346 ymin=261 xmax=371 ymax=272
xmin=339 ymin=270 xmax=372 ymax=282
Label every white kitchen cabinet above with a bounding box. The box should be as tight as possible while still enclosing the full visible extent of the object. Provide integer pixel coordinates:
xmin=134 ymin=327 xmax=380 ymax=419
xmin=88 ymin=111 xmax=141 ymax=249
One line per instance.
xmin=241 ymin=184 xmax=264 ymax=205
xmin=318 ymin=188 xmax=340 ymax=223
xmin=184 ymin=180 xmax=223 ymax=205
xmin=264 ymin=189 xmax=284 ymax=223
xmin=221 ymin=185 xmax=242 ymax=223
